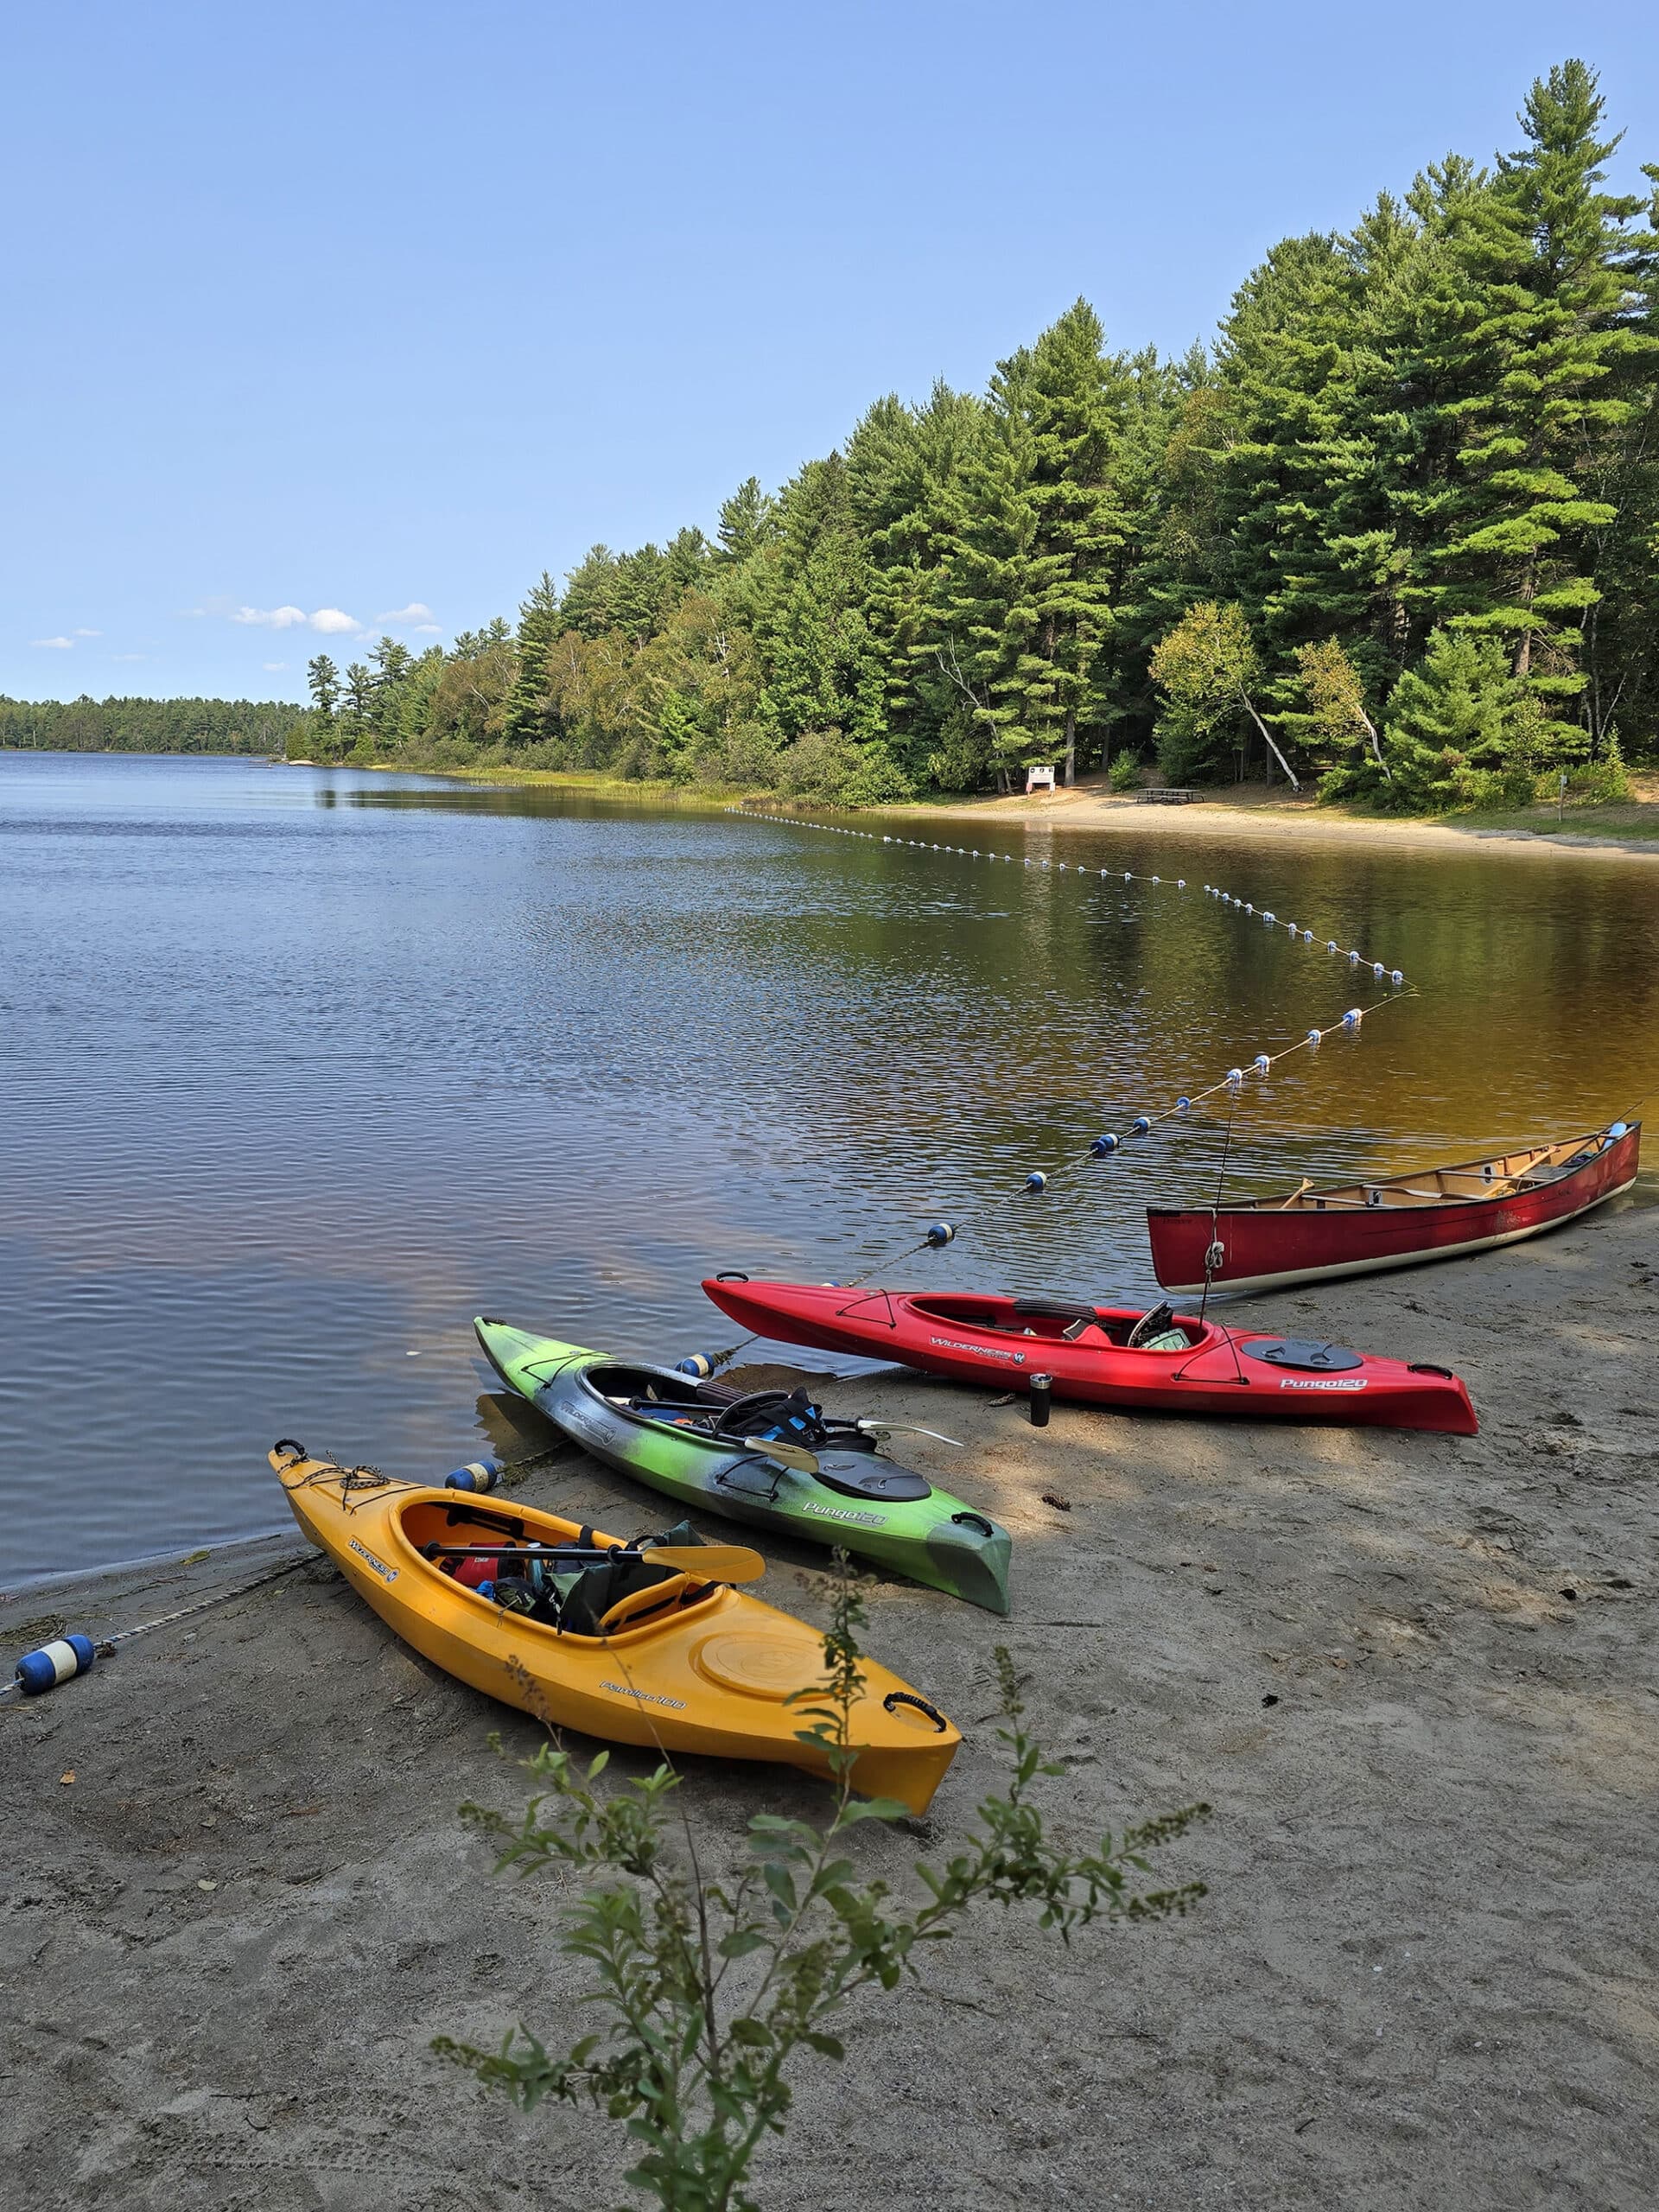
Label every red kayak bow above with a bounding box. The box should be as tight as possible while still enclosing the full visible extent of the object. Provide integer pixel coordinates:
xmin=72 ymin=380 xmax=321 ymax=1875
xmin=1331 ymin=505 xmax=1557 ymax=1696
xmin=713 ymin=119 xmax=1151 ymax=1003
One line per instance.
xmin=701 ymin=1279 xmax=1478 ymax=1435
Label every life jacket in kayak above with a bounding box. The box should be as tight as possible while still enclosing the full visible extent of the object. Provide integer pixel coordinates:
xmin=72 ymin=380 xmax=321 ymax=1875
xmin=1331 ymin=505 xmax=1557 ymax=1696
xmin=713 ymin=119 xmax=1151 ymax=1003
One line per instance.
xmin=448 ymin=1521 xmax=709 ymax=1637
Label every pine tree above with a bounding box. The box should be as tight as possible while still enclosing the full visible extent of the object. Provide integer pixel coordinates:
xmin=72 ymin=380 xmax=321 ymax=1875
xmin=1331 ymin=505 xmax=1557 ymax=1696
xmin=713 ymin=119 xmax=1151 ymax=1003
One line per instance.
xmin=1381 ymin=626 xmax=1513 ymax=807
xmin=715 ymin=478 xmax=779 ymax=563
xmin=502 ymin=574 xmax=561 ymax=749
xmin=558 ymin=547 xmax=622 ymax=639
xmin=937 ymin=303 xmax=1127 ymax=786
xmin=305 ymin=653 xmax=340 ymax=750
xmin=1429 ymin=63 xmax=1650 ymax=711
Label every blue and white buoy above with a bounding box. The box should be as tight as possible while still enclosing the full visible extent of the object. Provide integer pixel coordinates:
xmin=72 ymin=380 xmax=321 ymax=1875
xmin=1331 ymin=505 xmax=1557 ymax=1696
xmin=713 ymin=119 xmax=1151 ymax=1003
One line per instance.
xmin=925 ymin=1221 xmax=956 ymax=1247
xmin=15 ymin=1634 xmax=97 ymax=1696
xmin=1090 ymin=1132 xmax=1120 ymax=1155
xmin=444 ymin=1459 xmax=503 ymax=1493
xmin=1025 ymin=1171 xmax=1048 ymax=1192
xmin=675 ymin=1353 xmax=715 ymax=1379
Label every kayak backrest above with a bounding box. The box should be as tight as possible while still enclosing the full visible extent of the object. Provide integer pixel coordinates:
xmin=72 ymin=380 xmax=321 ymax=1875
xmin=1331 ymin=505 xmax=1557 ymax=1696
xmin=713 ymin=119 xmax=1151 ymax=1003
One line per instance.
xmin=582 ymin=1363 xmax=726 ymax=1413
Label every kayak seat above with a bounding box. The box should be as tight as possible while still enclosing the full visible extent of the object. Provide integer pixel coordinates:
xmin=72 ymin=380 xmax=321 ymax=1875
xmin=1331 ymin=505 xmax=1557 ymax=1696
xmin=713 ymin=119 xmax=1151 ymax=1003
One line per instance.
xmin=554 ymin=1519 xmax=710 ymax=1637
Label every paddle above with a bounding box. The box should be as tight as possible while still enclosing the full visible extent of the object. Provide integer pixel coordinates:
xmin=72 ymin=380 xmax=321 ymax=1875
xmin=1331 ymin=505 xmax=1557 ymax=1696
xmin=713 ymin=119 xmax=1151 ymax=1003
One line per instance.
xmin=742 ymin=1436 xmax=821 ymax=1474
xmin=854 ymin=1419 xmax=963 ymax=1447
xmin=741 ymin=1426 xmax=963 ymax=1472
xmin=424 ymin=1542 xmax=766 ymax=1582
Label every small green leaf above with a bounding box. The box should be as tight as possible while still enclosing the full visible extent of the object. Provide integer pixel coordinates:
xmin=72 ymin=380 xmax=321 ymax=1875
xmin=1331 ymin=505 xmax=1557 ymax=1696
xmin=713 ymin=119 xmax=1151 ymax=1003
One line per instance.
xmin=763 ymin=1862 xmax=798 ymax=1914
xmin=718 ymin=1929 xmax=770 ymax=1960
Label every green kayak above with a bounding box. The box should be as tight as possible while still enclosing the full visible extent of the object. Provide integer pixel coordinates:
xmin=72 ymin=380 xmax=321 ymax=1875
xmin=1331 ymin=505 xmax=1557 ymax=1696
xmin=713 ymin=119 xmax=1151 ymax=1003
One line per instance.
xmin=474 ymin=1319 xmax=1013 ymax=1613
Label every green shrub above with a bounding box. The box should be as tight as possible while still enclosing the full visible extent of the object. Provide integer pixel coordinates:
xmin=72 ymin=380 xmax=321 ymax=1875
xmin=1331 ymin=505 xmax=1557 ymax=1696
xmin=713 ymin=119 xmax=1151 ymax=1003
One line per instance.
xmin=436 ymin=1564 xmax=1208 ymax=2212
xmin=776 ymin=728 xmax=913 ymax=807
xmin=1108 ymin=749 xmax=1141 ymax=792
xmin=1570 ymin=736 xmax=1631 ymax=804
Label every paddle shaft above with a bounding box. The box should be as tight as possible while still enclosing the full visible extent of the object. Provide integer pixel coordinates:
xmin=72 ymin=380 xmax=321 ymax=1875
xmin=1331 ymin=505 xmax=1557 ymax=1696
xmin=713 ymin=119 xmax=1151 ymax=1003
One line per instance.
xmin=425 ymin=1542 xmax=764 ymax=1581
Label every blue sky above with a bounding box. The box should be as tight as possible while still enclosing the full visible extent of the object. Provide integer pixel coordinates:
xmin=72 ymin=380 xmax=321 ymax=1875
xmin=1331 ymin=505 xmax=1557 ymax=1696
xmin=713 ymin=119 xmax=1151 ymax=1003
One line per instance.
xmin=5 ymin=0 xmax=1656 ymax=703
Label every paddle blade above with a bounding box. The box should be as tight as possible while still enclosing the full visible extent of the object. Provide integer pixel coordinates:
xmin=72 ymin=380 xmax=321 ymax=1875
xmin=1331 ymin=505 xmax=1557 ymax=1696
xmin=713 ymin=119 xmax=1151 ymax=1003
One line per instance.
xmin=742 ymin=1435 xmax=821 ymax=1475
xmin=649 ymin=1543 xmax=766 ymax=1583
xmin=855 ymin=1420 xmax=963 ymax=1447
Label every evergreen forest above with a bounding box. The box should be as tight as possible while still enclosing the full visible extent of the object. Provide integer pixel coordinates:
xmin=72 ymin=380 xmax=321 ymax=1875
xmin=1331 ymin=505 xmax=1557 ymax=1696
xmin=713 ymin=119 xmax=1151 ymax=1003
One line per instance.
xmin=0 ymin=695 xmax=308 ymax=756
xmin=10 ymin=62 xmax=1656 ymax=815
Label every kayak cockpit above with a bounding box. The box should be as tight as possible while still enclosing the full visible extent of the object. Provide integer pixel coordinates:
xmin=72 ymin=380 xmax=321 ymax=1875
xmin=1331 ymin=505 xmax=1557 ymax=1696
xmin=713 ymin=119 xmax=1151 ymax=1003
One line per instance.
xmin=908 ymin=1294 xmax=1200 ymax=1352
xmin=397 ymin=1497 xmax=723 ymax=1638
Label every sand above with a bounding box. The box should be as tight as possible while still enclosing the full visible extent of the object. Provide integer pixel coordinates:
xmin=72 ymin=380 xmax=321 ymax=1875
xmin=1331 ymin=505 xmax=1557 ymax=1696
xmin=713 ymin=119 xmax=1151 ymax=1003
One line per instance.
xmin=875 ymin=777 xmax=1659 ymax=861
xmin=4 ymin=1202 xmax=1656 ymax=2210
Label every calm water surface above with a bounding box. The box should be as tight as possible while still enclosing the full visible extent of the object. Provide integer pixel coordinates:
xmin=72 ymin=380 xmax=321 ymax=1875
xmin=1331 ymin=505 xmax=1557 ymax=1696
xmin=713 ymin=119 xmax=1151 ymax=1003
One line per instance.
xmin=4 ymin=752 xmax=1656 ymax=1586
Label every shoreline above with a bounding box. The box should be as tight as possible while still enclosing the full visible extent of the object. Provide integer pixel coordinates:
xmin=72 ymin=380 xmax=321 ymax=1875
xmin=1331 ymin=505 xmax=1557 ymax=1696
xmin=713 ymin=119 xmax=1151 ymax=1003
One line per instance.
xmin=409 ymin=762 xmax=1659 ymax=859
xmin=11 ymin=747 xmax=1657 ymax=858
xmin=875 ymin=777 xmax=1659 ymax=861
xmin=6 ymin=1203 xmax=1656 ymax=2207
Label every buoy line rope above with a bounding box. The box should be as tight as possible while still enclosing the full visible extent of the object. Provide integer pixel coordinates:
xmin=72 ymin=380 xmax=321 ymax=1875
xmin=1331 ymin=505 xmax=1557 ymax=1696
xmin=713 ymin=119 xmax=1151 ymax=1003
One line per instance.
xmin=96 ymin=1554 xmax=311 ymax=1651
xmin=688 ymin=985 xmax=1413 ymax=1374
xmin=683 ymin=811 xmax=1423 ymax=1376
xmin=869 ymin=983 xmax=1418 ymax=1255
xmin=2 ymin=1554 xmax=311 ymax=1706
xmin=725 ymin=804 xmax=1414 ymax=988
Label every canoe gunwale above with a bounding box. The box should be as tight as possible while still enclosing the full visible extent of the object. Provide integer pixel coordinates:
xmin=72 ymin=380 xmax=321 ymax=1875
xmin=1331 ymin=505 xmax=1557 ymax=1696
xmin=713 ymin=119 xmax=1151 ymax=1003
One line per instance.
xmin=1146 ymin=1123 xmax=1641 ymax=1296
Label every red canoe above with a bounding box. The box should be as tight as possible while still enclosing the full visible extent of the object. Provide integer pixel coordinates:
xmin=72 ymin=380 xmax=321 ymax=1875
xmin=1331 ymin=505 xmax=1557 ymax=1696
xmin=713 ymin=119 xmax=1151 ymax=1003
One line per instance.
xmin=701 ymin=1279 xmax=1478 ymax=1434
xmin=1147 ymin=1118 xmax=1641 ymax=1297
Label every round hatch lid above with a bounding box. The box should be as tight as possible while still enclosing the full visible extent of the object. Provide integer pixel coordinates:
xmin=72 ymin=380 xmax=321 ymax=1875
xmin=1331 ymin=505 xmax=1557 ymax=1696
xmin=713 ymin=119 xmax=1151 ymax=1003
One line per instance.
xmin=1243 ymin=1337 xmax=1363 ymax=1373
xmin=692 ymin=1630 xmax=830 ymax=1702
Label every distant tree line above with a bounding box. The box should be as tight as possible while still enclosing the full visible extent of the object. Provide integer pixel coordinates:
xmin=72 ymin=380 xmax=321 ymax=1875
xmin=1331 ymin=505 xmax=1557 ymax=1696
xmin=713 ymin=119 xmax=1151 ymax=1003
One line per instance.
xmin=12 ymin=64 xmax=1655 ymax=816
xmin=0 ymin=694 xmax=308 ymax=755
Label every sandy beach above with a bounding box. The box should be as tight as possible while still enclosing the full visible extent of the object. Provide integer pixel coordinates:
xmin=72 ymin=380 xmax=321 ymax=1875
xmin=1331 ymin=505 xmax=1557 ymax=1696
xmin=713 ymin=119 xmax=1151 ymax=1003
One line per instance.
xmin=4 ymin=1200 xmax=1656 ymax=2210
xmin=872 ymin=775 xmax=1659 ymax=861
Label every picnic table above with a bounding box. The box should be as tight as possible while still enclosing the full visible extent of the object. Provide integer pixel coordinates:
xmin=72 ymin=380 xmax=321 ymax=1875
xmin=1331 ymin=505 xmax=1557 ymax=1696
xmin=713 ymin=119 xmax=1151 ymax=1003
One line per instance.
xmin=1139 ymin=787 xmax=1196 ymax=804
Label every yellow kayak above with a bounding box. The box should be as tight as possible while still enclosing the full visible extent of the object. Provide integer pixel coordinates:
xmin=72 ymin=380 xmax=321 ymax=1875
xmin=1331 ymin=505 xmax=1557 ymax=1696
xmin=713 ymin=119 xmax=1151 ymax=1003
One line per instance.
xmin=271 ymin=1444 xmax=960 ymax=1815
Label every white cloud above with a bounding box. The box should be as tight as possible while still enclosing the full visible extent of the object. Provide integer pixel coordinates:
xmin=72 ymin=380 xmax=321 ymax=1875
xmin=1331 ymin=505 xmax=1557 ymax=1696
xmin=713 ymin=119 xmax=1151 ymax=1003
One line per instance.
xmin=413 ymin=623 xmax=442 ymax=635
xmin=75 ymin=627 xmax=100 ymax=637
xmin=263 ymin=660 xmax=287 ymax=671
xmin=32 ymin=635 xmax=75 ymax=649
xmin=372 ymin=601 xmax=437 ymax=628
xmin=233 ymin=604 xmax=308 ymax=629
xmin=112 ymin=652 xmax=148 ymax=662
xmin=221 ymin=603 xmax=365 ymax=636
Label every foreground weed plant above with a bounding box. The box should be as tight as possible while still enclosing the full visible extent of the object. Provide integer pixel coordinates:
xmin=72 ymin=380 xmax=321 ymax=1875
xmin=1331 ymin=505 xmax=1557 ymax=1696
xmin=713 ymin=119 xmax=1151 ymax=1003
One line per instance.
xmin=435 ymin=1564 xmax=1209 ymax=2211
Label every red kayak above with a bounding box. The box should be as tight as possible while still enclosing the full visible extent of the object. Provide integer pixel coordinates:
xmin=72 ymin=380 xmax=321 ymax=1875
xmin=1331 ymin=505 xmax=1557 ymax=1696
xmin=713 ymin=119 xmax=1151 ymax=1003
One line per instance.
xmin=701 ymin=1279 xmax=1478 ymax=1434
xmin=1147 ymin=1118 xmax=1640 ymax=1296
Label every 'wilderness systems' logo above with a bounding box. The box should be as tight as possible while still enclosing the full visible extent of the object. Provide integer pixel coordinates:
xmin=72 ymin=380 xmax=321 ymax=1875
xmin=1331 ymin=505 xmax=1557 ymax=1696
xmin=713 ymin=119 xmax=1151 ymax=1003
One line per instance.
xmin=602 ymin=1681 xmax=687 ymax=1710
xmin=930 ymin=1335 xmax=1027 ymax=1365
xmin=349 ymin=1537 xmax=398 ymax=1581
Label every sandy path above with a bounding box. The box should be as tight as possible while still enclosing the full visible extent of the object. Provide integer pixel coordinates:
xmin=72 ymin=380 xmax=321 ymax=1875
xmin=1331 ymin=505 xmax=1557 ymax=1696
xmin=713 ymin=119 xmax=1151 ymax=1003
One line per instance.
xmin=3 ymin=1204 xmax=1656 ymax=2209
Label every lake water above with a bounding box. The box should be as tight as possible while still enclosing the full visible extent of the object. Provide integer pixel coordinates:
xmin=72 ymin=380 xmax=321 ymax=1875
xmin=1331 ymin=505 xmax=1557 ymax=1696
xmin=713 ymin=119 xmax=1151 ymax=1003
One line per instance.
xmin=3 ymin=751 xmax=1655 ymax=1587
